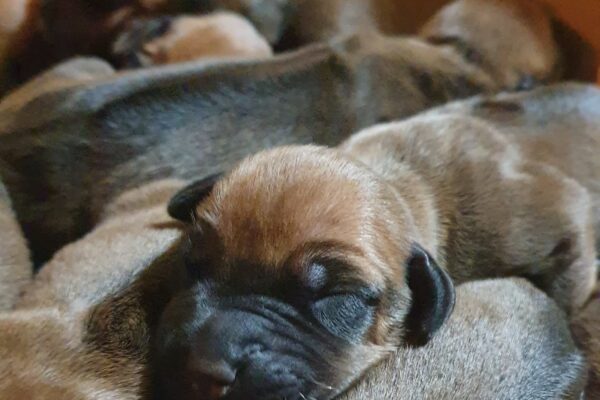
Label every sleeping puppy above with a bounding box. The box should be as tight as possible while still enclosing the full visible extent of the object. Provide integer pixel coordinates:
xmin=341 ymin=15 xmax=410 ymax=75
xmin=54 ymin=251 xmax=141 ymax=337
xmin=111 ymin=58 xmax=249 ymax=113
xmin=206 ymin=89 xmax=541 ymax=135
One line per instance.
xmin=160 ymin=83 xmax=599 ymax=399
xmin=112 ymin=12 xmax=273 ymax=68
xmin=1 ymin=182 xmax=587 ymax=399
xmin=420 ymin=0 xmax=560 ymax=90
xmin=0 ymin=0 xmax=561 ymax=268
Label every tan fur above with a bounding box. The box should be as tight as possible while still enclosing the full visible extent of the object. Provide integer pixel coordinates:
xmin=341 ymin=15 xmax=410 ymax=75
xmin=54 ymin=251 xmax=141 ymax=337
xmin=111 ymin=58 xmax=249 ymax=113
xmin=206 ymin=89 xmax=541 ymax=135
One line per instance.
xmin=0 ymin=0 xmax=37 ymax=58
xmin=420 ymin=0 xmax=560 ymax=89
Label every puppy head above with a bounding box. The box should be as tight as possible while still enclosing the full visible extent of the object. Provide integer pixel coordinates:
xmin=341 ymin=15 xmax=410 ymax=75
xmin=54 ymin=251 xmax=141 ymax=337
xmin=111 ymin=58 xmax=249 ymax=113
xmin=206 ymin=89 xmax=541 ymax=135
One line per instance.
xmin=155 ymin=146 xmax=454 ymax=399
xmin=112 ymin=13 xmax=272 ymax=68
xmin=420 ymin=0 xmax=560 ymax=90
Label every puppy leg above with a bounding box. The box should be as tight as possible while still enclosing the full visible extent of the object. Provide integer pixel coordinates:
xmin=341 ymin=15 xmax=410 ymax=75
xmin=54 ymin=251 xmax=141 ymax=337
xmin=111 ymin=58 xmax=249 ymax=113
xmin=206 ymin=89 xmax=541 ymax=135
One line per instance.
xmin=0 ymin=178 xmax=31 ymax=310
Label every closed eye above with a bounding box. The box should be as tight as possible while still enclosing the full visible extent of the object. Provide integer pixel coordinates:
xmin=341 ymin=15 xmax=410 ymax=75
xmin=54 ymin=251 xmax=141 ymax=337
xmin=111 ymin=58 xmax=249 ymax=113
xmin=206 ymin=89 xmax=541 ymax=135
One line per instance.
xmin=310 ymin=292 xmax=377 ymax=343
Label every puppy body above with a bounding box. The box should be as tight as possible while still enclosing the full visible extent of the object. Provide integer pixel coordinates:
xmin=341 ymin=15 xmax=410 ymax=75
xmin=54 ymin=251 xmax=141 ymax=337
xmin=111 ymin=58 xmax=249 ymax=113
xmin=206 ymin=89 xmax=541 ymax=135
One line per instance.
xmin=341 ymin=278 xmax=586 ymax=400
xmin=342 ymin=91 xmax=599 ymax=311
xmin=432 ymin=83 xmax=600 ymax=249
xmin=0 ymin=31 xmax=494 ymax=265
xmin=159 ymin=84 xmax=599 ymax=397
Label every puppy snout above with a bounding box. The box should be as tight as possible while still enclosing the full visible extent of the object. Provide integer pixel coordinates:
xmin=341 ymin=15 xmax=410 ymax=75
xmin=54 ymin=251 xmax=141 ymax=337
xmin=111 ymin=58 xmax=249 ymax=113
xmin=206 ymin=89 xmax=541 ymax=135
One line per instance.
xmin=158 ymin=303 xmax=328 ymax=399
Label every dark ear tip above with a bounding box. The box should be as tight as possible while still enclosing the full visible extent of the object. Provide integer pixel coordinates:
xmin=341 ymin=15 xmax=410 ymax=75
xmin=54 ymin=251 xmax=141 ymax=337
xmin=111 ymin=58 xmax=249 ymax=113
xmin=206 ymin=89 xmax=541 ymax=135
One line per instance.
xmin=404 ymin=244 xmax=456 ymax=347
xmin=167 ymin=173 xmax=222 ymax=223
xmin=167 ymin=193 xmax=194 ymax=222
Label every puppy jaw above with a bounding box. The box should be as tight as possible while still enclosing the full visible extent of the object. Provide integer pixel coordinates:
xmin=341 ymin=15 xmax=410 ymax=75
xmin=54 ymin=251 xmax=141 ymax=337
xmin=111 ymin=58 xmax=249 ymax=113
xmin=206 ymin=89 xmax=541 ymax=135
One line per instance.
xmin=420 ymin=0 xmax=560 ymax=89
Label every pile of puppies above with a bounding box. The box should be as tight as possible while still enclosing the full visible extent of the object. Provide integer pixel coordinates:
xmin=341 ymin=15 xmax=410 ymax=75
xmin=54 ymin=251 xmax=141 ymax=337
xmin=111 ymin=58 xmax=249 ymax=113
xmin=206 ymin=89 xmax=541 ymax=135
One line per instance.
xmin=0 ymin=0 xmax=598 ymax=399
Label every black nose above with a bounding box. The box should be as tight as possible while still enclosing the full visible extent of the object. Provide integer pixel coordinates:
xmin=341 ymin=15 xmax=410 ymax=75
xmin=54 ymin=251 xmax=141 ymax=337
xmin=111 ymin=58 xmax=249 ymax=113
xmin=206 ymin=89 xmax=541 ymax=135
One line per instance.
xmin=186 ymin=316 xmax=240 ymax=399
xmin=187 ymin=358 xmax=235 ymax=399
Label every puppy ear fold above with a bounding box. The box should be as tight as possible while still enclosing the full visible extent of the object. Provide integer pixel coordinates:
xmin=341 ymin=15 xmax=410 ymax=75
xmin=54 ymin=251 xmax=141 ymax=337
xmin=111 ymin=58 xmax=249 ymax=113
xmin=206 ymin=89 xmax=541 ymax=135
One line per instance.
xmin=403 ymin=244 xmax=455 ymax=347
xmin=168 ymin=174 xmax=221 ymax=222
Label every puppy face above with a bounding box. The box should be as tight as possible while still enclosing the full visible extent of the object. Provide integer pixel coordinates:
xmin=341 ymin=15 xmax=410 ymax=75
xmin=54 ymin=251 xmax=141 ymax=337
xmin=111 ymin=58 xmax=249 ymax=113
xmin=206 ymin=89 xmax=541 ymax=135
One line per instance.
xmin=155 ymin=146 xmax=454 ymax=400
xmin=420 ymin=0 xmax=560 ymax=89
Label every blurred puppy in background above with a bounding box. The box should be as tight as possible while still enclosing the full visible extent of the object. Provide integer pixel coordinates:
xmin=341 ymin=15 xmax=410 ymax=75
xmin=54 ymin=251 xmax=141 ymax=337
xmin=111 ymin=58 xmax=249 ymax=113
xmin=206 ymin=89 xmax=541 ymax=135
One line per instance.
xmin=112 ymin=12 xmax=273 ymax=67
xmin=420 ymin=0 xmax=560 ymax=90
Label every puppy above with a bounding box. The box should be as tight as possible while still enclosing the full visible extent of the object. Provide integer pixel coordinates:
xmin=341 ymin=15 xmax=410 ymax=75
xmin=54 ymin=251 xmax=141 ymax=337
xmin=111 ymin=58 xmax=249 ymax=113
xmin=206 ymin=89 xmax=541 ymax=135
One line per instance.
xmin=420 ymin=0 xmax=561 ymax=90
xmin=159 ymin=83 xmax=599 ymax=398
xmin=0 ymin=27 xmax=495 ymax=266
xmin=112 ymin=13 xmax=273 ymax=68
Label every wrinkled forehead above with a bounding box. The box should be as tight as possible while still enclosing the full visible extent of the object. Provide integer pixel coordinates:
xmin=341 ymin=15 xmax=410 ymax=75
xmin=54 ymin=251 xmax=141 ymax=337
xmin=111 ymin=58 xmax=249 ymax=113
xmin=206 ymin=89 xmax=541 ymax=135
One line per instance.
xmin=189 ymin=147 xmax=389 ymax=284
xmin=204 ymin=149 xmax=374 ymax=259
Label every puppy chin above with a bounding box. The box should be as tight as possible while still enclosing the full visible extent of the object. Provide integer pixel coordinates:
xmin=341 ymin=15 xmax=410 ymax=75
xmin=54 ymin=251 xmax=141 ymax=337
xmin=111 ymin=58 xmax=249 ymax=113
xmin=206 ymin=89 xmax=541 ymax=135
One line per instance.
xmin=153 ymin=284 xmax=390 ymax=400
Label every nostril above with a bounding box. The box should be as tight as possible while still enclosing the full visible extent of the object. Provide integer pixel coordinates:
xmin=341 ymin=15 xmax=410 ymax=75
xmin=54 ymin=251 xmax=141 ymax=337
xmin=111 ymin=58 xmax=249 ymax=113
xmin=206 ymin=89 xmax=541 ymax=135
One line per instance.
xmin=187 ymin=359 xmax=236 ymax=399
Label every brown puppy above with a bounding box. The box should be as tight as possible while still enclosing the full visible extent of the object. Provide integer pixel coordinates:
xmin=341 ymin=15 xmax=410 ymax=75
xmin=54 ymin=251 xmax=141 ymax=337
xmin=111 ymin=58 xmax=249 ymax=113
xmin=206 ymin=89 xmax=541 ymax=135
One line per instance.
xmin=160 ymin=83 xmax=599 ymax=398
xmin=420 ymin=0 xmax=560 ymax=90
xmin=112 ymin=13 xmax=273 ymax=68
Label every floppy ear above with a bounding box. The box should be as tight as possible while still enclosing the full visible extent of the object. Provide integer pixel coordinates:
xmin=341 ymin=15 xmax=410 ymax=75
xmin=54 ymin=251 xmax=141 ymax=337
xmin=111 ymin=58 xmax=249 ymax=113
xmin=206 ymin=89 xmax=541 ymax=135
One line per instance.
xmin=167 ymin=174 xmax=221 ymax=222
xmin=403 ymin=244 xmax=455 ymax=347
